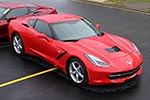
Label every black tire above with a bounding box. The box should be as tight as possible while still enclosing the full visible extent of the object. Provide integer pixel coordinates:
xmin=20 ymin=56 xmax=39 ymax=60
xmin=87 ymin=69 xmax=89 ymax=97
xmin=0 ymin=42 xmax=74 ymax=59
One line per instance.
xmin=67 ymin=58 xmax=88 ymax=86
xmin=12 ymin=33 xmax=25 ymax=55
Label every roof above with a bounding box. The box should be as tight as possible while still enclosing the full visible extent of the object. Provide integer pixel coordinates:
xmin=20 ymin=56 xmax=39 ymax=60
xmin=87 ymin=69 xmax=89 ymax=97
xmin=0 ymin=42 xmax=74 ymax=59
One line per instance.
xmin=29 ymin=14 xmax=83 ymax=23
xmin=0 ymin=2 xmax=35 ymax=9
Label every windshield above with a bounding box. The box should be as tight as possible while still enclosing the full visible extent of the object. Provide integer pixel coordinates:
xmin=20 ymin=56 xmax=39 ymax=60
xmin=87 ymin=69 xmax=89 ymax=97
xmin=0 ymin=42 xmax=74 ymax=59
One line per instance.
xmin=51 ymin=19 xmax=101 ymax=41
xmin=0 ymin=7 xmax=9 ymax=19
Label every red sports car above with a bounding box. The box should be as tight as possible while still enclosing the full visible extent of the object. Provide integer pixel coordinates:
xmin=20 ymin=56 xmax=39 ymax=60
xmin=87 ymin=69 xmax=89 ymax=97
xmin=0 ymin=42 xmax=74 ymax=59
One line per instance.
xmin=0 ymin=2 xmax=57 ymax=43
xmin=8 ymin=14 xmax=142 ymax=85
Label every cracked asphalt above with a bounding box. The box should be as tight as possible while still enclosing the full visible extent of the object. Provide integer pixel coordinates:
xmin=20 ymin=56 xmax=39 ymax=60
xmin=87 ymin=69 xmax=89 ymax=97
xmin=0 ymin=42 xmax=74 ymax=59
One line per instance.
xmin=0 ymin=0 xmax=150 ymax=100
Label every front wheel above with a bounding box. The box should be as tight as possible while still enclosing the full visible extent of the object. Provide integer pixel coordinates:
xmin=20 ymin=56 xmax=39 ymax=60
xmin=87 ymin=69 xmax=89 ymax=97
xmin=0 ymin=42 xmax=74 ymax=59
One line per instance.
xmin=68 ymin=58 xmax=88 ymax=86
xmin=12 ymin=33 xmax=24 ymax=55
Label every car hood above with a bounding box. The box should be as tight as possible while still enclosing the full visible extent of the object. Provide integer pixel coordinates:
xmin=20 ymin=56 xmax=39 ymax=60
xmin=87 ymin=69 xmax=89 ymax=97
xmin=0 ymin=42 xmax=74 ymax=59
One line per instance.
xmin=64 ymin=33 xmax=133 ymax=61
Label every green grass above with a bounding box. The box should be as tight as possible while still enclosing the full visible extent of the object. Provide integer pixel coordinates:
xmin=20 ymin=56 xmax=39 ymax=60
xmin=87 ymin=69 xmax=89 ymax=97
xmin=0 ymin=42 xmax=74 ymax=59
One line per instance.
xmin=108 ymin=0 xmax=150 ymax=3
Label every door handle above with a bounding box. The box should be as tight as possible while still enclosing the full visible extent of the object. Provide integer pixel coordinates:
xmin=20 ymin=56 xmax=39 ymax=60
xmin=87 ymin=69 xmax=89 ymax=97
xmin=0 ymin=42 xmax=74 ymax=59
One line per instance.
xmin=37 ymin=35 xmax=49 ymax=42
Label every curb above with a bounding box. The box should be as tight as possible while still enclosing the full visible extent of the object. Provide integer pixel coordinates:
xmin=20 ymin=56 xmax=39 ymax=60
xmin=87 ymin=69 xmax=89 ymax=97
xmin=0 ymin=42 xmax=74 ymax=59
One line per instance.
xmin=74 ymin=0 xmax=150 ymax=16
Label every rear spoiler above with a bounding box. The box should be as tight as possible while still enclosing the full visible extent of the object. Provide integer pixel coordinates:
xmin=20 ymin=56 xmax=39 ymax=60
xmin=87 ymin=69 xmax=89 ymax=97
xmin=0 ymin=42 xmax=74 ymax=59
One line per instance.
xmin=35 ymin=5 xmax=52 ymax=9
xmin=35 ymin=5 xmax=58 ymax=14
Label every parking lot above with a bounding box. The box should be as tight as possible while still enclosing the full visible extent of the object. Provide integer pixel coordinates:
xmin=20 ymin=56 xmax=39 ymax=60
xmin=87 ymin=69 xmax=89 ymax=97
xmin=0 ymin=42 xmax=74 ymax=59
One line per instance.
xmin=0 ymin=0 xmax=150 ymax=100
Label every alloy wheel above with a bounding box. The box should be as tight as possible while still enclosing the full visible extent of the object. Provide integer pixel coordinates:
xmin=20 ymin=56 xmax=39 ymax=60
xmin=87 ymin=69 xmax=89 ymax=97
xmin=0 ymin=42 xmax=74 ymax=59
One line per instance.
xmin=13 ymin=34 xmax=23 ymax=54
xmin=69 ymin=61 xmax=85 ymax=84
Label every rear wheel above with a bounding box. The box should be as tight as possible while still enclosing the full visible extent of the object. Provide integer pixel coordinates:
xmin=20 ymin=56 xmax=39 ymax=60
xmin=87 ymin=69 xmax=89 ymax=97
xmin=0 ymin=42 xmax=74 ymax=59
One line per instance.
xmin=68 ymin=58 xmax=88 ymax=86
xmin=12 ymin=33 xmax=24 ymax=55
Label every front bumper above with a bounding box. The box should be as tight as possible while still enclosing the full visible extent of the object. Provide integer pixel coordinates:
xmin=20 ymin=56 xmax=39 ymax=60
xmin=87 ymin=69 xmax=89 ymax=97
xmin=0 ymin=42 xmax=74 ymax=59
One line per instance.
xmin=88 ymin=65 xmax=142 ymax=85
xmin=109 ymin=64 xmax=141 ymax=80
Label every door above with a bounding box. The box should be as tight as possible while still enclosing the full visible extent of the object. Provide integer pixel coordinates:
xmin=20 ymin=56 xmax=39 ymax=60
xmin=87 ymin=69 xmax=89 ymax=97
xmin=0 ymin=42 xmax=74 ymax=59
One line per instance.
xmin=0 ymin=7 xmax=9 ymax=41
xmin=0 ymin=20 xmax=8 ymax=40
xmin=0 ymin=7 xmax=28 ymax=42
xmin=28 ymin=20 xmax=63 ymax=65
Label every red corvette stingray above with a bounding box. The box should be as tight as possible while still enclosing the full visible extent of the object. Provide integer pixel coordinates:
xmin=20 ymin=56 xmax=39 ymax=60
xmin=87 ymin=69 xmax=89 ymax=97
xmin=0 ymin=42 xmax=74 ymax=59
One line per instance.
xmin=0 ymin=2 xmax=57 ymax=43
xmin=8 ymin=14 xmax=142 ymax=85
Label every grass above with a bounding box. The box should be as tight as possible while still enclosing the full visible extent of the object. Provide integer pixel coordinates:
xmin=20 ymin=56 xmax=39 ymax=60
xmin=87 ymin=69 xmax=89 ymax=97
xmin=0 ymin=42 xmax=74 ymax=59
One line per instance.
xmin=108 ymin=0 xmax=150 ymax=3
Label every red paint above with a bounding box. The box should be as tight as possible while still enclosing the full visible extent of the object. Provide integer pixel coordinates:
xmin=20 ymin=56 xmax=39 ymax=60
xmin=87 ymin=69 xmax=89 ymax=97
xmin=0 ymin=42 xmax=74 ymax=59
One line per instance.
xmin=8 ymin=14 xmax=143 ymax=85
xmin=0 ymin=2 xmax=57 ymax=41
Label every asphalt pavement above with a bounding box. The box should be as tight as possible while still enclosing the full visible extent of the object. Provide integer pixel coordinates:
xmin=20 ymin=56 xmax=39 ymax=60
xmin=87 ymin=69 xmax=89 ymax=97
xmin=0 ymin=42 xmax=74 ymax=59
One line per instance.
xmin=0 ymin=0 xmax=150 ymax=100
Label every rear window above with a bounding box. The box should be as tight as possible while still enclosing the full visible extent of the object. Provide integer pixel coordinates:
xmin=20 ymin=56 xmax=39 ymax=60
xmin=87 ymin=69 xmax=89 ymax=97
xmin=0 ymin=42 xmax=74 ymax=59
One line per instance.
xmin=28 ymin=7 xmax=37 ymax=13
xmin=29 ymin=19 xmax=36 ymax=27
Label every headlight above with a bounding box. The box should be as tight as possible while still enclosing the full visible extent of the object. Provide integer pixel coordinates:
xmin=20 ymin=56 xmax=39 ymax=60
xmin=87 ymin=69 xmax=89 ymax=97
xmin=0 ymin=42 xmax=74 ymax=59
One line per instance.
xmin=132 ymin=43 xmax=140 ymax=56
xmin=85 ymin=54 xmax=109 ymax=68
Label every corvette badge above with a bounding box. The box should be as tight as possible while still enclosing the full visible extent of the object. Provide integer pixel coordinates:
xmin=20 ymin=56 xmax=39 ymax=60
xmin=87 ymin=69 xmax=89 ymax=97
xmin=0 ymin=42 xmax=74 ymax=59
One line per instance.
xmin=126 ymin=60 xmax=132 ymax=65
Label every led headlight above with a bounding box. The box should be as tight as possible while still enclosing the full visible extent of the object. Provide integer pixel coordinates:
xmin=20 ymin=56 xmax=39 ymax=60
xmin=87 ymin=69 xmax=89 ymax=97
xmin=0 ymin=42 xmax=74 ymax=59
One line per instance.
xmin=132 ymin=43 xmax=140 ymax=56
xmin=85 ymin=54 xmax=109 ymax=68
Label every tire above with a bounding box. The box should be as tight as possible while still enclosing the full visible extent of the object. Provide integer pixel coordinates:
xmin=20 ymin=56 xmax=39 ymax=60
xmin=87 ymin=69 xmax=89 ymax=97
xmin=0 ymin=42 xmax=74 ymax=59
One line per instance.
xmin=67 ymin=58 xmax=88 ymax=86
xmin=12 ymin=33 xmax=25 ymax=55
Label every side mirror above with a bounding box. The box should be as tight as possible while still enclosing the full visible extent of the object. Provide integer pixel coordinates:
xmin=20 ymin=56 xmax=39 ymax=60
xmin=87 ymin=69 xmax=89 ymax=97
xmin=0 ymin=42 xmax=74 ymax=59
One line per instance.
xmin=7 ymin=16 xmax=17 ymax=22
xmin=37 ymin=34 xmax=50 ymax=42
xmin=95 ymin=24 xmax=101 ymax=29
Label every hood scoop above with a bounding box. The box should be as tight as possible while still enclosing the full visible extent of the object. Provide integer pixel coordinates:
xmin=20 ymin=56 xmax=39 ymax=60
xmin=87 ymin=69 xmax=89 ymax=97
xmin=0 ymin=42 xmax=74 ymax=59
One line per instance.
xmin=105 ymin=46 xmax=121 ymax=53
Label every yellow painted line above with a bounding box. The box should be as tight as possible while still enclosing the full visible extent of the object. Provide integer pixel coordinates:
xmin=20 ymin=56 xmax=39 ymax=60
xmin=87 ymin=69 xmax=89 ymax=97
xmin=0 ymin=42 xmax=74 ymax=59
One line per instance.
xmin=73 ymin=0 xmax=150 ymax=16
xmin=0 ymin=68 xmax=57 ymax=88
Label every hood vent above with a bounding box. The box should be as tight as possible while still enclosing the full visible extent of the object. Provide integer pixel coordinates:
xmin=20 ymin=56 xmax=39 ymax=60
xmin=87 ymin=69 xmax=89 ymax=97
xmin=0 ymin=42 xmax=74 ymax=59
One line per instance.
xmin=105 ymin=46 xmax=121 ymax=53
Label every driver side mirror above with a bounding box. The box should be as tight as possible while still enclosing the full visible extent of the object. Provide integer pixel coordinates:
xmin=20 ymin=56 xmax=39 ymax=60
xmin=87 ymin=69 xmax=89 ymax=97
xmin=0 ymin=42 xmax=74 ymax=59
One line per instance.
xmin=7 ymin=16 xmax=17 ymax=22
xmin=95 ymin=24 xmax=101 ymax=29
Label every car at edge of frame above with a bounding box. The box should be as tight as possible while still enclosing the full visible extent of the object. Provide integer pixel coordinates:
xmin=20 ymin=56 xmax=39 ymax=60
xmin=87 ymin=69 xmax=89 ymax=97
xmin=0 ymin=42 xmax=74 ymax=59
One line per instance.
xmin=0 ymin=2 xmax=57 ymax=43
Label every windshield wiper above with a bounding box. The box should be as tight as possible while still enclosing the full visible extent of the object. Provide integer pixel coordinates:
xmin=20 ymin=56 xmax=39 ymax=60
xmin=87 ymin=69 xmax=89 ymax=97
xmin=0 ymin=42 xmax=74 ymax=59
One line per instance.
xmin=63 ymin=39 xmax=79 ymax=42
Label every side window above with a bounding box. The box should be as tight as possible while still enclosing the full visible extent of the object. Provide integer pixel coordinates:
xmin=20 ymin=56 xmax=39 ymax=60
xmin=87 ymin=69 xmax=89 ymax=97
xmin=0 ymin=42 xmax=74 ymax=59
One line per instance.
xmin=28 ymin=7 xmax=37 ymax=13
xmin=6 ymin=8 xmax=28 ymax=18
xmin=29 ymin=19 xmax=36 ymax=27
xmin=34 ymin=20 xmax=52 ymax=37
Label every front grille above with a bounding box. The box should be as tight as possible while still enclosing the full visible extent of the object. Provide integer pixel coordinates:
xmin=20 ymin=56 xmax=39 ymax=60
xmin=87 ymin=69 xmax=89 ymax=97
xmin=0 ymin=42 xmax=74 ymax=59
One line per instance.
xmin=109 ymin=64 xmax=141 ymax=80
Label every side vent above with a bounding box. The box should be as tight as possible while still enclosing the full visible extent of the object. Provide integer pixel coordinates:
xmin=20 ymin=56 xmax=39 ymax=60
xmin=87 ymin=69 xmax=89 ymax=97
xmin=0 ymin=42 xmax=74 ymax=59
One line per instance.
xmin=56 ymin=52 xmax=67 ymax=60
xmin=21 ymin=23 xmax=30 ymax=28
